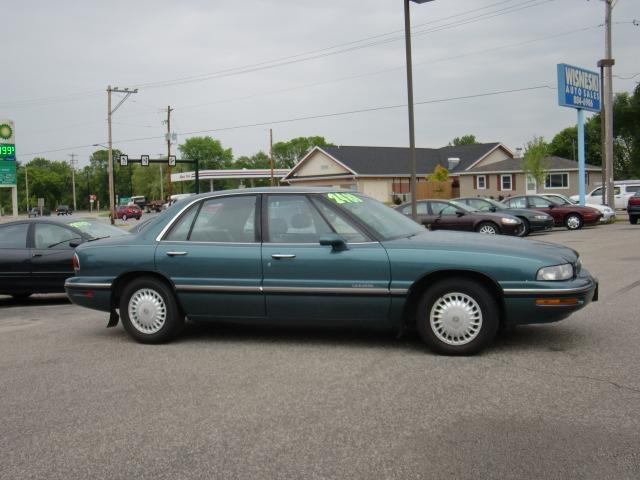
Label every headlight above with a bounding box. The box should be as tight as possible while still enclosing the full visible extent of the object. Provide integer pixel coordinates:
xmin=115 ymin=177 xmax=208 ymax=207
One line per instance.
xmin=501 ymin=217 xmax=519 ymax=225
xmin=536 ymin=264 xmax=574 ymax=281
xmin=534 ymin=214 xmax=550 ymax=220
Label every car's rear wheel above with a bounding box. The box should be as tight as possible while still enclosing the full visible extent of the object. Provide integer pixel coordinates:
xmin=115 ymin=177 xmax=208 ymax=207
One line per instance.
xmin=476 ymin=222 xmax=500 ymax=235
xmin=630 ymin=216 xmax=638 ymax=225
xmin=518 ymin=218 xmax=530 ymax=237
xmin=565 ymin=213 xmax=583 ymax=230
xmin=416 ymin=278 xmax=499 ymax=355
xmin=119 ymin=276 xmax=183 ymax=344
xmin=122 ymin=214 xmax=128 ymax=221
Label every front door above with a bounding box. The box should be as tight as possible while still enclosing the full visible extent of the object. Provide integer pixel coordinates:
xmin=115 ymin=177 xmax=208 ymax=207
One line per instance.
xmin=30 ymin=222 xmax=80 ymax=292
xmin=155 ymin=194 xmax=264 ymax=320
xmin=429 ymin=201 xmax=469 ymax=231
xmin=261 ymin=194 xmax=391 ymax=324
xmin=526 ymin=175 xmax=537 ymax=194
xmin=526 ymin=195 xmax=560 ymax=223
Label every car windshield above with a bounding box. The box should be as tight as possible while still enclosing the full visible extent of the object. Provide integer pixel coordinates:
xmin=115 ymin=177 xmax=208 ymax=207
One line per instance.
xmin=448 ymin=200 xmax=476 ymax=213
xmin=323 ymin=192 xmax=423 ymax=240
xmin=65 ymin=219 xmax=129 ymax=239
xmin=543 ymin=194 xmax=572 ymax=205
xmin=480 ymin=198 xmax=509 ymax=210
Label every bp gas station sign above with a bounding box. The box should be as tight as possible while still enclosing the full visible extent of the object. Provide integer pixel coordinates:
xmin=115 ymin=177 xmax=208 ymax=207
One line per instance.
xmin=0 ymin=120 xmax=17 ymax=185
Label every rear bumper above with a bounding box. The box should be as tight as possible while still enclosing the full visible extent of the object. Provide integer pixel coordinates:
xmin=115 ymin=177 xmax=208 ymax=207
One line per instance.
xmin=502 ymin=269 xmax=598 ymax=326
xmin=65 ymin=278 xmax=113 ymax=312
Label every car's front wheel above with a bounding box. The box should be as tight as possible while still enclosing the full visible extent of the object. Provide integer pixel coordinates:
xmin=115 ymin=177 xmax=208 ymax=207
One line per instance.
xmin=416 ymin=278 xmax=499 ymax=355
xmin=630 ymin=216 xmax=638 ymax=225
xmin=122 ymin=214 xmax=128 ymax=221
xmin=476 ymin=222 xmax=500 ymax=235
xmin=518 ymin=218 xmax=530 ymax=237
xmin=565 ymin=213 xmax=583 ymax=230
xmin=119 ymin=276 xmax=184 ymax=343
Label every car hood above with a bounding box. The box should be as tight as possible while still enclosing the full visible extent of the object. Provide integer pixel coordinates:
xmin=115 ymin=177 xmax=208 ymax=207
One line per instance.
xmin=383 ymin=230 xmax=578 ymax=265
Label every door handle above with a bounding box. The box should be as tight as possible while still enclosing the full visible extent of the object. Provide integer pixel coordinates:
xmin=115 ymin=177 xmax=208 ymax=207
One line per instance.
xmin=166 ymin=251 xmax=188 ymax=257
xmin=271 ymin=254 xmax=296 ymax=259
xmin=32 ymin=253 xmax=43 ymax=258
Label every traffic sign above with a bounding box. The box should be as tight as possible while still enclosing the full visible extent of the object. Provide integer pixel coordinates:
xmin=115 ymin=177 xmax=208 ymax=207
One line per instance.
xmin=168 ymin=155 xmax=176 ymax=167
xmin=141 ymin=155 xmax=149 ymax=166
xmin=120 ymin=154 xmax=128 ymax=166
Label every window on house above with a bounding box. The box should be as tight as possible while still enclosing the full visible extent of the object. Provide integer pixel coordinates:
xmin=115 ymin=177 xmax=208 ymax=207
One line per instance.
xmin=477 ymin=175 xmax=486 ymax=190
xmin=545 ymin=173 xmax=569 ymax=189
xmin=501 ymin=174 xmax=512 ymax=191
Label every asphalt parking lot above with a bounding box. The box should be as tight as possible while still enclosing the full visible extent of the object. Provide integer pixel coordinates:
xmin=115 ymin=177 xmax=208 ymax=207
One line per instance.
xmin=1 ymin=222 xmax=639 ymax=479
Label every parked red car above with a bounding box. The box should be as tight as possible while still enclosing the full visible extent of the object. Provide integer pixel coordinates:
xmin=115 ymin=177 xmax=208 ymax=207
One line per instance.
xmin=503 ymin=195 xmax=602 ymax=230
xmin=115 ymin=205 xmax=142 ymax=220
xmin=628 ymin=192 xmax=640 ymax=224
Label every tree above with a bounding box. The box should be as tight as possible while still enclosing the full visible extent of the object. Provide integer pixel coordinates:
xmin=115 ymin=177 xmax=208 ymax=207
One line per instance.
xmin=449 ymin=134 xmax=478 ymax=146
xmin=522 ymin=136 xmax=549 ymax=193
xmin=179 ymin=136 xmax=233 ymax=192
xmin=426 ymin=165 xmax=449 ymax=195
xmin=272 ymin=136 xmax=332 ymax=169
xmin=234 ymin=152 xmax=272 ymax=187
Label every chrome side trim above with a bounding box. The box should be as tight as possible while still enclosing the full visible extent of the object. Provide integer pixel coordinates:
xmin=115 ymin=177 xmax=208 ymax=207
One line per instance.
xmin=65 ymin=281 xmax=112 ymax=290
xmin=175 ymin=285 xmax=262 ymax=293
xmin=503 ymin=285 xmax=594 ymax=295
xmin=263 ymin=286 xmax=389 ymax=295
xmin=389 ymin=288 xmax=409 ymax=296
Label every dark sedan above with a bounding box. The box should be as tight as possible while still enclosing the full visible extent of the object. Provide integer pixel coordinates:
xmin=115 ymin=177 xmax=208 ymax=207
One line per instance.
xmin=455 ymin=197 xmax=554 ymax=236
xmin=396 ymin=199 xmax=523 ymax=235
xmin=0 ymin=217 xmax=127 ymax=299
xmin=56 ymin=205 xmax=73 ymax=215
xmin=503 ymin=195 xmax=602 ymax=230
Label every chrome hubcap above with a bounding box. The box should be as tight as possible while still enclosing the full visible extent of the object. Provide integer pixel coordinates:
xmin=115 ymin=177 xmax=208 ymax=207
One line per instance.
xmin=479 ymin=225 xmax=496 ymax=234
xmin=430 ymin=292 xmax=483 ymax=346
xmin=128 ymin=288 xmax=166 ymax=334
xmin=567 ymin=216 xmax=580 ymax=229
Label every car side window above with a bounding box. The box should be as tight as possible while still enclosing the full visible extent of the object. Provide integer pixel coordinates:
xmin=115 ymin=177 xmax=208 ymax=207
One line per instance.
xmin=416 ymin=202 xmax=428 ymax=215
xmin=189 ymin=196 xmax=257 ymax=243
xmin=429 ymin=201 xmax=450 ymax=215
xmin=591 ymin=187 xmax=603 ymax=196
xmin=34 ymin=224 xmax=79 ymax=249
xmin=626 ymin=185 xmax=640 ymax=194
xmin=311 ymin=198 xmax=368 ymax=243
xmin=267 ymin=195 xmax=332 ymax=243
xmin=165 ymin=203 xmax=200 ymax=241
xmin=0 ymin=224 xmax=29 ymax=248
xmin=505 ymin=197 xmax=526 ymax=209
xmin=529 ymin=196 xmax=552 ymax=207
xmin=469 ymin=199 xmax=490 ymax=211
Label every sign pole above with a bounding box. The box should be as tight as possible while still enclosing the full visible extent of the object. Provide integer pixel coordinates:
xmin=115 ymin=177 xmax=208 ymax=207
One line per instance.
xmin=577 ymin=108 xmax=586 ymax=206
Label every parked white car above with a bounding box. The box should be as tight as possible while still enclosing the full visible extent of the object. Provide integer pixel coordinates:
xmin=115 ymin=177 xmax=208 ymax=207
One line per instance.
xmin=544 ymin=193 xmax=616 ymax=223
xmin=570 ymin=181 xmax=640 ymax=209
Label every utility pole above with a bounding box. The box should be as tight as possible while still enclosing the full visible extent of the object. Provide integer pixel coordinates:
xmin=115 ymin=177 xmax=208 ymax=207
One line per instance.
xmin=107 ymin=85 xmax=138 ymax=224
xmin=166 ymin=105 xmax=173 ymax=199
xmin=25 ymin=163 xmax=29 ymax=211
xmin=69 ymin=153 xmax=77 ymax=211
xmin=269 ymin=128 xmax=274 ymax=186
xmin=159 ymin=165 xmax=164 ymax=201
xmin=603 ymin=0 xmax=615 ymax=208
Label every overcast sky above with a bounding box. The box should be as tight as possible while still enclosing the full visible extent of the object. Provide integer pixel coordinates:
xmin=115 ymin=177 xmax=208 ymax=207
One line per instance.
xmin=4 ymin=0 xmax=639 ymax=167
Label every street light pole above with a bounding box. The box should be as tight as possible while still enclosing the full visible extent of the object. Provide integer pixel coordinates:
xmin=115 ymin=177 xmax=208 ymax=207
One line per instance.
xmin=404 ymin=0 xmax=434 ymax=221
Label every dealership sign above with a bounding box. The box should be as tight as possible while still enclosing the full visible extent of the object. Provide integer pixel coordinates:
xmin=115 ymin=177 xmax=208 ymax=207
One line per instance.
xmin=557 ymin=64 xmax=600 ymax=112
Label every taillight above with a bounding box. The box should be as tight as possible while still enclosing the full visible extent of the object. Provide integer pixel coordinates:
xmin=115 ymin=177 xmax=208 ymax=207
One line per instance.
xmin=629 ymin=196 xmax=640 ymax=206
xmin=72 ymin=253 xmax=80 ymax=272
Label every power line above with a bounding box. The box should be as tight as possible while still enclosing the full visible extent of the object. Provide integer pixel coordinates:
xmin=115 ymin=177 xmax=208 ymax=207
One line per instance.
xmin=17 ymin=84 xmax=555 ymax=158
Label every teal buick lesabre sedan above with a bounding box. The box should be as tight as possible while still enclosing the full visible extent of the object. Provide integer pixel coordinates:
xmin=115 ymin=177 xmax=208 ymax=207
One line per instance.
xmin=66 ymin=188 xmax=598 ymax=355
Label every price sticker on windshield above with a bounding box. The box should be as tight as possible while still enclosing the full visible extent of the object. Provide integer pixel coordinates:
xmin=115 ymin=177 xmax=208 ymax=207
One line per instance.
xmin=326 ymin=193 xmax=363 ymax=204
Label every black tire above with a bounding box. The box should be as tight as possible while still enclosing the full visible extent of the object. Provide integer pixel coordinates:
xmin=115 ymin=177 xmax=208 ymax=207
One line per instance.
xmin=565 ymin=213 xmax=583 ymax=230
xmin=11 ymin=293 xmax=32 ymax=300
xmin=475 ymin=222 xmax=500 ymax=235
xmin=630 ymin=216 xmax=638 ymax=225
xmin=518 ymin=218 xmax=530 ymax=237
xmin=416 ymin=278 xmax=499 ymax=355
xmin=122 ymin=214 xmax=127 ymax=221
xmin=119 ymin=276 xmax=184 ymax=344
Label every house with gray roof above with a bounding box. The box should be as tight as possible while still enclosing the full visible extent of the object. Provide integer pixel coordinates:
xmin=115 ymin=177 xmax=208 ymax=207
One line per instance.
xmin=281 ymin=143 xmax=602 ymax=202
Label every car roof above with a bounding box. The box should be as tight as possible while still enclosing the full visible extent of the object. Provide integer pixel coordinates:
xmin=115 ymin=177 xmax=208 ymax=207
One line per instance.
xmin=0 ymin=216 xmax=94 ymax=228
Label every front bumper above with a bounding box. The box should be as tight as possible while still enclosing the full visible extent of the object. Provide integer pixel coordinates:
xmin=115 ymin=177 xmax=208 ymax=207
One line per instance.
xmin=501 ymin=268 xmax=598 ymax=326
xmin=529 ymin=218 xmax=555 ymax=232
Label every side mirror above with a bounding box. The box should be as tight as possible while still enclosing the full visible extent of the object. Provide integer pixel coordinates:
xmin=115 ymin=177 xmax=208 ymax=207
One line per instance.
xmin=455 ymin=210 xmax=465 ymax=217
xmin=490 ymin=206 xmax=497 ymax=212
xmin=319 ymin=234 xmax=348 ymax=251
xmin=548 ymin=203 xmax=555 ymax=209
xmin=69 ymin=239 xmax=82 ymax=248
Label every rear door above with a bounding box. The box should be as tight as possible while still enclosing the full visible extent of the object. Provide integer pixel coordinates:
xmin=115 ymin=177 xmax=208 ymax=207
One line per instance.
xmin=526 ymin=196 xmax=560 ymax=223
xmin=155 ymin=194 xmax=264 ymax=320
xmin=30 ymin=222 xmax=82 ymax=292
xmin=0 ymin=223 xmax=32 ymax=294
